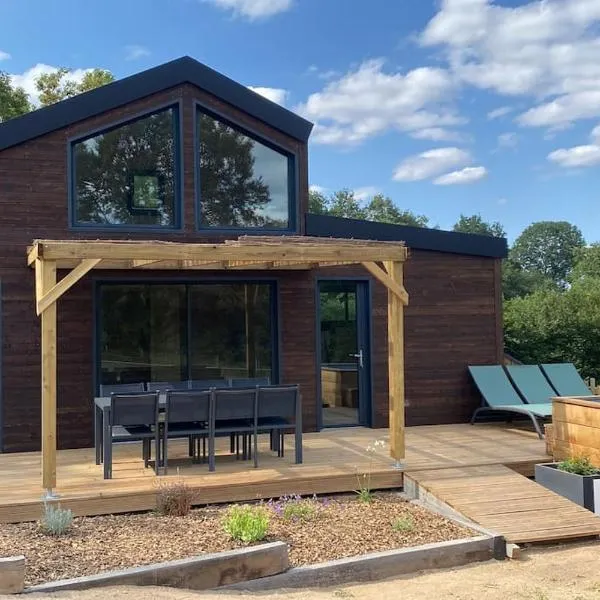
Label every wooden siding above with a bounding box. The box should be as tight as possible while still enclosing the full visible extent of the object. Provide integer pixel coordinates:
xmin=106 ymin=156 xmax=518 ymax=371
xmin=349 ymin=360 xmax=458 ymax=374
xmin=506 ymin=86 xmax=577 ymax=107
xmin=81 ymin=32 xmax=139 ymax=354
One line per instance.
xmin=0 ymin=83 xmax=500 ymax=451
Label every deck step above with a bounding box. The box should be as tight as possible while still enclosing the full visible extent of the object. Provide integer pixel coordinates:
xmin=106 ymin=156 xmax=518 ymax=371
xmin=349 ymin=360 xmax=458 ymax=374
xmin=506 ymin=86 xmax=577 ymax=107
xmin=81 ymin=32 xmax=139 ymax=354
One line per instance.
xmin=405 ymin=464 xmax=600 ymax=544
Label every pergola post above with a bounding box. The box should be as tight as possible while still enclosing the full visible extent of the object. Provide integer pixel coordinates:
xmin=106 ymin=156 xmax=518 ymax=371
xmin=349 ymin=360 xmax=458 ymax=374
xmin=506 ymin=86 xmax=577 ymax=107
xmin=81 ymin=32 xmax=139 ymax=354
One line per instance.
xmin=385 ymin=260 xmax=406 ymax=464
xmin=37 ymin=259 xmax=58 ymax=498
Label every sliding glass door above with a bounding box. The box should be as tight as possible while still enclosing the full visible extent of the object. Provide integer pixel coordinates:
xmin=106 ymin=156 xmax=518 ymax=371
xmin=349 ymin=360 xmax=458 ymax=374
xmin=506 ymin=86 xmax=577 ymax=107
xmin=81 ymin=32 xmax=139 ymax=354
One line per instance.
xmin=97 ymin=282 xmax=276 ymax=388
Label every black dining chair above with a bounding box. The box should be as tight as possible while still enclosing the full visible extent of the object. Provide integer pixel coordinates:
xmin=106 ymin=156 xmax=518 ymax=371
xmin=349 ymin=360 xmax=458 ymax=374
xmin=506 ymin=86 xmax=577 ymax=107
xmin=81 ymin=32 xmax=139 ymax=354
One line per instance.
xmin=104 ymin=392 xmax=160 ymax=479
xmin=256 ymin=385 xmax=303 ymax=465
xmin=147 ymin=381 xmax=189 ymax=392
xmin=100 ymin=382 xmax=146 ymax=396
xmin=163 ymin=390 xmax=211 ymax=473
xmin=230 ymin=377 xmax=270 ymax=388
xmin=209 ymin=387 xmax=258 ymax=471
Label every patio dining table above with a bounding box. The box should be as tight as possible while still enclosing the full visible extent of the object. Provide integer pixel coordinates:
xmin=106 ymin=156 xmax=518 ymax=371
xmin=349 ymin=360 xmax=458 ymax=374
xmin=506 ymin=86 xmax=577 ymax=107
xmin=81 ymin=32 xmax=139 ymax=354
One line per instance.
xmin=93 ymin=390 xmax=303 ymax=474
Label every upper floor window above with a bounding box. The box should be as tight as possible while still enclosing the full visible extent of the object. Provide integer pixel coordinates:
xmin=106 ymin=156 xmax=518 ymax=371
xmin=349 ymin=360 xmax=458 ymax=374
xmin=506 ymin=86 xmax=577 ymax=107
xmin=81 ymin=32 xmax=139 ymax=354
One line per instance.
xmin=71 ymin=106 xmax=180 ymax=228
xmin=196 ymin=108 xmax=294 ymax=230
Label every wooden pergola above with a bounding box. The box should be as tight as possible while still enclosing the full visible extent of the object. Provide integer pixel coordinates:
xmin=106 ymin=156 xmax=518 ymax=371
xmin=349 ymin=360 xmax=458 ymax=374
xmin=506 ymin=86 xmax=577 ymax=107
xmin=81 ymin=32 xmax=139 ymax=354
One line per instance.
xmin=26 ymin=236 xmax=409 ymax=498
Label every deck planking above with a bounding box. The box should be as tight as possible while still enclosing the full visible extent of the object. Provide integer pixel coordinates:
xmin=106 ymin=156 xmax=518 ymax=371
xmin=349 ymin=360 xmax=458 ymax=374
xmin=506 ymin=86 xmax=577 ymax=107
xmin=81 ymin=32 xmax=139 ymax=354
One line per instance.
xmin=406 ymin=464 xmax=600 ymax=544
xmin=0 ymin=424 xmax=550 ymax=525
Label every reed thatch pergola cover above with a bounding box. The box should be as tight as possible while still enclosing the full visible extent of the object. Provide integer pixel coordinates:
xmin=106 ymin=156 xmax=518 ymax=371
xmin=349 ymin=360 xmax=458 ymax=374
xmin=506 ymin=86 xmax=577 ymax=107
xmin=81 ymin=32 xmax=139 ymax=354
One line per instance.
xmin=27 ymin=236 xmax=409 ymax=497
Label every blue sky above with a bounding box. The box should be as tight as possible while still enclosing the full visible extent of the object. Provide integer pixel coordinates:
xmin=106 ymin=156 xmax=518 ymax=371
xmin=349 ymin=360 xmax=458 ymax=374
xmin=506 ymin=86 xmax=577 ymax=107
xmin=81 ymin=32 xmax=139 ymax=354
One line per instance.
xmin=2 ymin=0 xmax=600 ymax=242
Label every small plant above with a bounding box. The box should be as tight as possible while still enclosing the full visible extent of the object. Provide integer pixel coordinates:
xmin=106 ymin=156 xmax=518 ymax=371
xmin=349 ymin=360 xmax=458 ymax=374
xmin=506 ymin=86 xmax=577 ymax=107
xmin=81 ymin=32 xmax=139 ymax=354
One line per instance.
xmin=557 ymin=456 xmax=600 ymax=476
xmin=355 ymin=439 xmax=386 ymax=504
xmin=38 ymin=502 xmax=73 ymax=536
xmin=282 ymin=499 xmax=316 ymax=521
xmin=392 ymin=514 xmax=414 ymax=532
xmin=155 ymin=479 xmax=195 ymax=516
xmin=223 ymin=505 xmax=269 ymax=543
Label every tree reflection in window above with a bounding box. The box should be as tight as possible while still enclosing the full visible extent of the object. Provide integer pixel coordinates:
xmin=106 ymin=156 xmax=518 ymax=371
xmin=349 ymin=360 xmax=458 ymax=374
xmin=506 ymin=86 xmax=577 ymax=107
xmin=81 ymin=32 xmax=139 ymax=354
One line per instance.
xmin=197 ymin=110 xmax=292 ymax=229
xmin=72 ymin=107 xmax=178 ymax=227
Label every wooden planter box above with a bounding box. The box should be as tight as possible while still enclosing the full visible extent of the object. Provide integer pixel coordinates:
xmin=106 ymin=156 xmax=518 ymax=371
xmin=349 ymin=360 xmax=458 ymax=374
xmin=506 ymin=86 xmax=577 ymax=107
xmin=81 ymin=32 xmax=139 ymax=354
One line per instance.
xmin=0 ymin=556 xmax=25 ymax=594
xmin=552 ymin=396 xmax=600 ymax=464
xmin=535 ymin=463 xmax=600 ymax=513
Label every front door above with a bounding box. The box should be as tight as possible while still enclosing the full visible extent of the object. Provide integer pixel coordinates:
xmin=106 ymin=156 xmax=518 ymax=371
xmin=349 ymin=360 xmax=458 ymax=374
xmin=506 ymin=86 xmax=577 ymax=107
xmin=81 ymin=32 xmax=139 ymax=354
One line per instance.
xmin=318 ymin=280 xmax=371 ymax=427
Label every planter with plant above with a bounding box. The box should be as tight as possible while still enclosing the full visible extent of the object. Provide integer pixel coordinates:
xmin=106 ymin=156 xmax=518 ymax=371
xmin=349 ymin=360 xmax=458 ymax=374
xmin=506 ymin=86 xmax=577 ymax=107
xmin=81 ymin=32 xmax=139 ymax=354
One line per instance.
xmin=535 ymin=456 xmax=600 ymax=513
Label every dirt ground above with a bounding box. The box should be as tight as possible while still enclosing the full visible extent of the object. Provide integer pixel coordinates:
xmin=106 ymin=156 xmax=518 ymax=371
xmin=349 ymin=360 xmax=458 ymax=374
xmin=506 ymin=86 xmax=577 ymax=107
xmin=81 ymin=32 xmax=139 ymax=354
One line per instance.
xmin=11 ymin=541 xmax=600 ymax=600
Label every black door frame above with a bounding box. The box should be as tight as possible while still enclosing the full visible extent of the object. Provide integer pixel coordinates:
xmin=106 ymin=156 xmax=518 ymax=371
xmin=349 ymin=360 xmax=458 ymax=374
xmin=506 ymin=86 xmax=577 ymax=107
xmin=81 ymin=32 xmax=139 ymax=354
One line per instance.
xmin=315 ymin=277 xmax=373 ymax=429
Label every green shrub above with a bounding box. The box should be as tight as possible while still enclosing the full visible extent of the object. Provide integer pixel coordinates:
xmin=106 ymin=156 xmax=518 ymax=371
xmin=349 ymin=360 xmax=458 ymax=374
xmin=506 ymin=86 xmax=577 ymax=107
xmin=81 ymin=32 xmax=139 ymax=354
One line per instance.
xmin=282 ymin=499 xmax=316 ymax=521
xmin=355 ymin=487 xmax=374 ymax=504
xmin=223 ymin=505 xmax=269 ymax=543
xmin=155 ymin=480 xmax=195 ymax=516
xmin=557 ymin=456 xmax=600 ymax=476
xmin=392 ymin=515 xmax=414 ymax=533
xmin=39 ymin=503 xmax=73 ymax=536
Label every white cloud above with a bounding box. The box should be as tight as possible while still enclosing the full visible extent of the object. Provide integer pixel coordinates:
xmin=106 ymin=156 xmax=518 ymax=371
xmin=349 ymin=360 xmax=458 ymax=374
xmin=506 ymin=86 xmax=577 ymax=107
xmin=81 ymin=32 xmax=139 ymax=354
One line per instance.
xmin=433 ymin=166 xmax=487 ymax=185
xmin=203 ymin=0 xmax=292 ymax=20
xmin=548 ymin=145 xmax=600 ymax=168
xmin=547 ymin=122 xmax=600 ymax=168
xmin=421 ymin=0 xmax=600 ymax=129
xmin=125 ymin=45 xmax=150 ymax=61
xmin=297 ymin=59 xmax=463 ymax=146
xmin=0 ymin=50 xmax=11 ymax=61
xmin=409 ymin=127 xmax=466 ymax=142
xmin=353 ymin=186 xmax=380 ymax=201
xmin=393 ymin=147 xmax=472 ymax=182
xmin=497 ymin=132 xmax=518 ymax=148
xmin=309 ymin=184 xmax=328 ymax=194
xmin=9 ymin=64 xmax=92 ymax=106
xmin=248 ymin=86 xmax=288 ymax=106
xmin=498 ymin=197 xmax=508 ymax=205
xmin=487 ymin=106 xmax=512 ymax=120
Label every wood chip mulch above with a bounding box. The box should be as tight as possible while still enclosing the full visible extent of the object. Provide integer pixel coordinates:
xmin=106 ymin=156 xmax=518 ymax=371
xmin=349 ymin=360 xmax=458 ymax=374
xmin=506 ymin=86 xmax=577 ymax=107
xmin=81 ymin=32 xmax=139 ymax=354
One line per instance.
xmin=0 ymin=493 xmax=474 ymax=586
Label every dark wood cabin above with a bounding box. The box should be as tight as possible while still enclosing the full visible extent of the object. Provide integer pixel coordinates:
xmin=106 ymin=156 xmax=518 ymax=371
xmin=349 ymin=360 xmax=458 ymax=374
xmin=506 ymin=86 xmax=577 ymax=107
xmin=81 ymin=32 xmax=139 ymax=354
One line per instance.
xmin=0 ymin=56 xmax=507 ymax=452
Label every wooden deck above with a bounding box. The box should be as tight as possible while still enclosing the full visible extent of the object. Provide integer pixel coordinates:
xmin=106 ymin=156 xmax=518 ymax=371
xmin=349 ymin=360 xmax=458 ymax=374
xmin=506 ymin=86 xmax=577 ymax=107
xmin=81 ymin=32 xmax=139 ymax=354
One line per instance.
xmin=0 ymin=423 xmax=549 ymax=524
xmin=406 ymin=464 xmax=600 ymax=544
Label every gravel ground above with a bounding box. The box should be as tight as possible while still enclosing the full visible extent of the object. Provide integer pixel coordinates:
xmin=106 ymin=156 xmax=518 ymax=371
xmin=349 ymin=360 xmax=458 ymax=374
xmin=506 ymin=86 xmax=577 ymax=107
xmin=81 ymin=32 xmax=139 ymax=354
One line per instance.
xmin=0 ymin=493 xmax=472 ymax=586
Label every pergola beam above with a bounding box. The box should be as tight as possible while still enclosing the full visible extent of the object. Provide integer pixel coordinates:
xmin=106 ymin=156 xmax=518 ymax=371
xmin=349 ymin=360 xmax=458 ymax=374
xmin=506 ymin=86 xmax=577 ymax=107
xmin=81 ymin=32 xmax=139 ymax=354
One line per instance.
xmin=37 ymin=259 xmax=101 ymax=315
xmin=385 ymin=260 xmax=406 ymax=463
xmin=361 ymin=262 xmax=409 ymax=305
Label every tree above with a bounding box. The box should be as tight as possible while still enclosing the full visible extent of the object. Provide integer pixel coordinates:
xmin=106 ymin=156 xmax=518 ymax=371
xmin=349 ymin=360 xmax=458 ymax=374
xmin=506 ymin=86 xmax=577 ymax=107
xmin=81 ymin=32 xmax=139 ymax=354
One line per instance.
xmin=502 ymin=258 xmax=555 ymax=300
xmin=365 ymin=194 xmax=429 ymax=227
xmin=308 ymin=189 xmax=328 ymax=215
xmin=504 ymin=277 xmax=600 ymax=379
xmin=36 ymin=68 xmax=114 ymax=106
xmin=307 ymin=188 xmax=430 ymax=227
xmin=570 ymin=244 xmax=600 ymax=283
xmin=453 ymin=214 xmax=506 ymax=237
xmin=0 ymin=71 xmax=31 ymax=122
xmin=510 ymin=221 xmax=585 ymax=287
xmin=327 ymin=189 xmax=366 ymax=220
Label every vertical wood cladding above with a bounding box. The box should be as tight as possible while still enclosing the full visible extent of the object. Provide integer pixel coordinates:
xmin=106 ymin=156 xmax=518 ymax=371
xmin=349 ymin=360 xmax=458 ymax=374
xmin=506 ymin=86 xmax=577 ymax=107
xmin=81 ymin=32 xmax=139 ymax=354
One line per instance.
xmin=0 ymin=84 xmax=500 ymax=451
xmin=318 ymin=251 xmax=500 ymax=429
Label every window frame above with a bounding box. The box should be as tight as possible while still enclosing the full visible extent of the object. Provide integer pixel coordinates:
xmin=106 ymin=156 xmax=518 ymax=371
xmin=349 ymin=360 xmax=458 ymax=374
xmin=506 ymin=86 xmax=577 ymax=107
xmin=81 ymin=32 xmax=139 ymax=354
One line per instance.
xmin=68 ymin=100 xmax=184 ymax=231
xmin=193 ymin=100 xmax=299 ymax=234
xmin=93 ymin=277 xmax=281 ymax=394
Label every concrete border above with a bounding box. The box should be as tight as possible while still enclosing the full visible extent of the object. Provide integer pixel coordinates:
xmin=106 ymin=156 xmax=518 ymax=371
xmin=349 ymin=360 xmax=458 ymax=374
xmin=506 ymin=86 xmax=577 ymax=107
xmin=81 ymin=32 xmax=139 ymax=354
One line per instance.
xmin=225 ymin=536 xmax=499 ymax=591
xmin=24 ymin=542 xmax=288 ymax=594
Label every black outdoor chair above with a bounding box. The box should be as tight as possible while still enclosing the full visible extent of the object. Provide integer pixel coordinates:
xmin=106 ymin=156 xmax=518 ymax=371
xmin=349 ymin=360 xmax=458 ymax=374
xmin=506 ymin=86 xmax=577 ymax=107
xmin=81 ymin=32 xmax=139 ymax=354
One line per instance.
xmin=104 ymin=392 xmax=160 ymax=479
xmin=99 ymin=382 xmax=146 ymax=396
xmin=147 ymin=381 xmax=189 ymax=392
xmin=188 ymin=379 xmax=229 ymax=390
xmin=230 ymin=377 xmax=270 ymax=388
xmin=163 ymin=390 xmax=211 ymax=473
xmin=209 ymin=387 xmax=258 ymax=471
xmin=256 ymin=385 xmax=303 ymax=465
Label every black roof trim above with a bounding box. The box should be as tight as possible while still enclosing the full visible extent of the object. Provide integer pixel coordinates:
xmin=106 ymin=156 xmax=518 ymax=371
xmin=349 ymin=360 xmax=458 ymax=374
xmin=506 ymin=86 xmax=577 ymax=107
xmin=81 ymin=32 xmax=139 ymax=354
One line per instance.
xmin=0 ymin=56 xmax=313 ymax=151
xmin=305 ymin=214 xmax=508 ymax=258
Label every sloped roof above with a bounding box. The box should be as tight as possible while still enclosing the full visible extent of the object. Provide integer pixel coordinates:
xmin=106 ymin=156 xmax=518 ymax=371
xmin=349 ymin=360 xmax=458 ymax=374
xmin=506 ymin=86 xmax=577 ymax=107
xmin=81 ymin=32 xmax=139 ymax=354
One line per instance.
xmin=0 ymin=56 xmax=313 ymax=151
